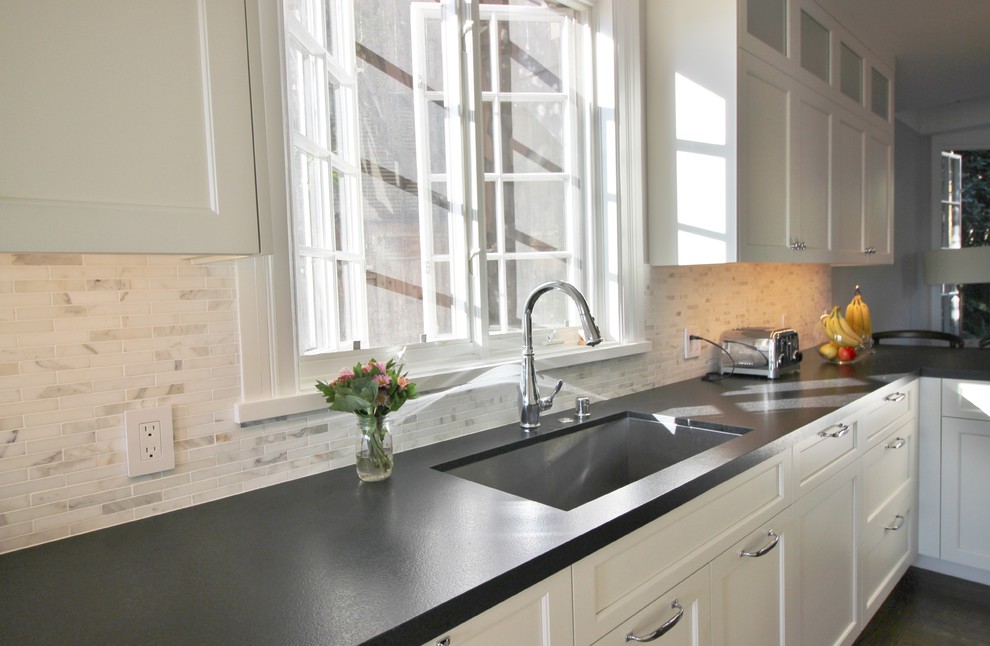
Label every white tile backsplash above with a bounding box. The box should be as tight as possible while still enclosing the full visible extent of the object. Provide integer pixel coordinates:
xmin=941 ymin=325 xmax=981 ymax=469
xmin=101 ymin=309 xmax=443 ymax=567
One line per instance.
xmin=0 ymin=253 xmax=831 ymax=554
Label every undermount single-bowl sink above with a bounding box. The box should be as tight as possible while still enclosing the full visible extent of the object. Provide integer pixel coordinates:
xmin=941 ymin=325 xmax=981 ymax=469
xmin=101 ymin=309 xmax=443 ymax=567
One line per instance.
xmin=433 ymin=411 xmax=750 ymax=511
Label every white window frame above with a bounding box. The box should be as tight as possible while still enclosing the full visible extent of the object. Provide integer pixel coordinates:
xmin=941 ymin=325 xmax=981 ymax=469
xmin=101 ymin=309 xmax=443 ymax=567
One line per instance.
xmin=235 ymin=0 xmax=648 ymax=424
xmin=928 ymin=127 xmax=990 ymax=331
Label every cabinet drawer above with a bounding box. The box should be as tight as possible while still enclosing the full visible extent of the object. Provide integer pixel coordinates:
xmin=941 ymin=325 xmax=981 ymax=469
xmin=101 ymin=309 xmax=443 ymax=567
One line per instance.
xmin=861 ymin=486 xmax=913 ymax=614
xmin=572 ymin=452 xmax=790 ymax=643
xmin=793 ymin=418 xmax=858 ymax=495
xmin=942 ymin=379 xmax=990 ymax=421
xmin=861 ymin=381 xmax=916 ymax=445
xmin=862 ymin=419 xmax=914 ymax=522
xmin=592 ymin=566 xmax=710 ymax=646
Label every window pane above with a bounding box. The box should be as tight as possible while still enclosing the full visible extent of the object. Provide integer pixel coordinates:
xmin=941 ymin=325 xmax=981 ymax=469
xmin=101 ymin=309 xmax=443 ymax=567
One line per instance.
xmin=292 ymin=152 xmax=332 ymax=249
xmin=286 ymin=41 xmax=329 ymax=148
xmin=328 ymin=80 xmax=342 ymax=154
xmin=425 ymin=17 xmax=444 ymax=91
xmin=503 ymin=181 xmax=567 ymax=252
xmin=501 ymin=101 xmax=565 ymax=173
xmin=479 ymin=17 xmax=493 ymax=92
xmin=747 ymin=0 xmax=787 ymax=54
xmin=489 ymin=257 xmax=571 ymax=332
xmin=800 ymin=11 xmax=830 ymax=83
xmin=363 ymin=177 xmax=424 ymax=348
xmin=432 ymin=181 xmax=450 ymax=255
xmin=871 ymin=68 xmax=889 ymax=119
xmin=483 ymin=101 xmax=496 ymax=173
xmin=434 ymin=260 xmax=453 ymax=336
xmin=494 ymin=18 xmax=563 ymax=93
xmin=840 ymin=43 xmax=862 ymax=103
xmin=428 ymin=99 xmax=448 ymax=174
xmin=337 ymin=260 xmax=360 ymax=344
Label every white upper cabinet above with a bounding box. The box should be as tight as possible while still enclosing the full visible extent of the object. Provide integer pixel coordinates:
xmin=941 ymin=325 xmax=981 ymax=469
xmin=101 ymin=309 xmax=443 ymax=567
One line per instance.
xmin=0 ymin=0 xmax=264 ymax=254
xmin=646 ymin=0 xmax=894 ymax=266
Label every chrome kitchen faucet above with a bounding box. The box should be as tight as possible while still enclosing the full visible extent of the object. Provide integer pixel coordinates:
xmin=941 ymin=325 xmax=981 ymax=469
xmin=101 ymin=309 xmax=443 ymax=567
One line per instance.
xmin=520 ymin=281 xmax=603 ymax=430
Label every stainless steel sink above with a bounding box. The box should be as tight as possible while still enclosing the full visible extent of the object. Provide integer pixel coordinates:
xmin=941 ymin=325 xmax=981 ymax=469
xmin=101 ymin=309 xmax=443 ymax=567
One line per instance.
xmin=434 ymin=411 xmax=750 ymax=511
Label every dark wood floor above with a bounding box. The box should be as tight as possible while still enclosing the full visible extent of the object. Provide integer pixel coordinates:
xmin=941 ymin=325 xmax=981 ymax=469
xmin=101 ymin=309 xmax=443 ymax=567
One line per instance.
xmin=854 ymin=567 xmax=990 ymax=645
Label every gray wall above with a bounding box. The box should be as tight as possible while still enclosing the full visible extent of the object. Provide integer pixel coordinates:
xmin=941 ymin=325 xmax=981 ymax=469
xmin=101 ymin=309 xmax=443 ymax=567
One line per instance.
xmin=832 ymin=120 xmax=933 ymax=332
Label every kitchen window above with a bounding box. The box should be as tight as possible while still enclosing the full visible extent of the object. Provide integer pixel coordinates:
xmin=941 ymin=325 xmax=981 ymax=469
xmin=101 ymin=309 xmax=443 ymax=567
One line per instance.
xmin=236 ymin=0 xmax=646 ymax=421
xmin=937 ymin=149 xmax=990 ymax=338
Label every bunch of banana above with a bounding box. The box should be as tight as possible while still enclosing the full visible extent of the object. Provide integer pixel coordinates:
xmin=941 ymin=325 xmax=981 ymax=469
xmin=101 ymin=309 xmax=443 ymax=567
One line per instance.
xmin=844 ymin=285 xmax=872 ymax=340
xmin=820 ymin=305 xmax=863 ymax=348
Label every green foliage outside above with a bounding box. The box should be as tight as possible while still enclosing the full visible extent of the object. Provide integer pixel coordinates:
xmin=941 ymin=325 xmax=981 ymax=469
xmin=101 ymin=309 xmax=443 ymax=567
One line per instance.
xmin=960 ymin=150 xmax=990 ymax=339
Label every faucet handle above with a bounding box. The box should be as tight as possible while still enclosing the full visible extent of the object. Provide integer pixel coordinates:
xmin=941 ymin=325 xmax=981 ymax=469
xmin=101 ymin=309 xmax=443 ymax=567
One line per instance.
xmin=539 ymin=379 xmax=564 ymax=411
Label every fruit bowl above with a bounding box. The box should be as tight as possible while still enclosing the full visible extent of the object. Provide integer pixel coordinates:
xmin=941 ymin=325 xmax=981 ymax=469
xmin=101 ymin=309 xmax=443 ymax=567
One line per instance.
xmin=818 ymin=304 xmax=872 ymax=364
xmin=818 ymin=343 xmax=873 ymax=365
xmin=818 ymin=286 xmax=873 ymax=365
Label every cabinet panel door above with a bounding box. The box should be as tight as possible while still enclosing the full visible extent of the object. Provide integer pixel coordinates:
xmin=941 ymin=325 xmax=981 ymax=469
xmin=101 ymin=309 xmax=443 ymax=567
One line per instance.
xmin=711 ymin=511 xmax=791 ymax=646
xmin=941 ymin=417 xmax=990 ymax=571
xmin=0 ymin=0 xmax=259 ymax=254
xmin=832 ymin=111 xmax=866 ymax=257
xmin=864 ymin=129 xmax=892 ymax=260
xmin=789 ymin=461 xmax=860 ymax=646
xmin=792 ymin=87 xmax=832 ymax=255
xmin=738 ymin=53 xmax=793 ymax=260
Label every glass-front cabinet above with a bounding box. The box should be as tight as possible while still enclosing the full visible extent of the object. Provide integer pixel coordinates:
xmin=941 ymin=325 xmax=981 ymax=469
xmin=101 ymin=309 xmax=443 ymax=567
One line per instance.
xmin=646 ymin=0 xmax=894 ymax=266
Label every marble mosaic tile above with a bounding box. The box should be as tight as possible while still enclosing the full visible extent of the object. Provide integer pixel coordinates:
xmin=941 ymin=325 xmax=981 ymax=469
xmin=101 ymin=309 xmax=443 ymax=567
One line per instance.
xmin=0 ymin=253 xmax=831 ymax=554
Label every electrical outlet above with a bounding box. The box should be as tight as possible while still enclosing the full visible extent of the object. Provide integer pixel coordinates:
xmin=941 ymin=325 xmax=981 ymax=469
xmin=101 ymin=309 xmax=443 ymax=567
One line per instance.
xmin=125 ymin=406 xmax=175 ymax=477
xmin=684 ymin=329 xmax=701 ymax=359
xmin=139 ymin=421 xmax=162 ymax=461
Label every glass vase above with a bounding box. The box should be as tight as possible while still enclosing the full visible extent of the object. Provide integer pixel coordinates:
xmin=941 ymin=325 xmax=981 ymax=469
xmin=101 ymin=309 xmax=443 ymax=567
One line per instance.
xmin=355 ymin=415 xmax=393 ymax=482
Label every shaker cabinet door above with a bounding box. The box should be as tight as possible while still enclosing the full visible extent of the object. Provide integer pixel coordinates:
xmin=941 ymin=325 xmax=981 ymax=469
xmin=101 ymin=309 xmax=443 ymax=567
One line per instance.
xmin=0 ymin=0 xmax=260 ymax=254
xmin=941 ymin=417 xmax=990 ymax=571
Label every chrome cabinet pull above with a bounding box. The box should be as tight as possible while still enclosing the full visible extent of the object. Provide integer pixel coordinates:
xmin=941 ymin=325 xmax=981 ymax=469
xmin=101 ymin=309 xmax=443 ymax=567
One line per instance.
xmin=435 ymin=638 xmax=451 ymax=646
xmin=819 ymin=423 xmax=850 ymax=438
xmin=885 ymin=515 xmax=906 ymax=532
xmin=740 ymin=530 xmax=780 ymax=558
xmin=626 ymin=600 xmax=684 ymax=642
xmin=885 ymin=437 xmax=906 ymax=450
xmin=884 ymin=392 xmax=906 ymax=403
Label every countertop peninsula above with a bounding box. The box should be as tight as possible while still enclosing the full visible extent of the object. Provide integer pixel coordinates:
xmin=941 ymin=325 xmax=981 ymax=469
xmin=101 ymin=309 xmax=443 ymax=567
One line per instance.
xmin=2 ymin=346 xmax=988 ymax=645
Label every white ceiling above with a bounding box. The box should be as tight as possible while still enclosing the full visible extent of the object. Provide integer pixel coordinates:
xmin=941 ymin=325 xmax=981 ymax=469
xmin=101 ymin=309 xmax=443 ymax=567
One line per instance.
xmin=823 ymin=0 xmax=990 ymax=112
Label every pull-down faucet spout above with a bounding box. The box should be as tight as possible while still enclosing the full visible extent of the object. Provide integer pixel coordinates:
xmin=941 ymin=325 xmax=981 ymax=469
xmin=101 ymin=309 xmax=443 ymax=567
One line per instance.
xmin=520 ymin=281 xmax=603 ymax=430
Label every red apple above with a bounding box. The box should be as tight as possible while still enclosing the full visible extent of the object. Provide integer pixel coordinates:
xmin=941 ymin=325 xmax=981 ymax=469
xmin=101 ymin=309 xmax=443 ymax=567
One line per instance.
xmin=837 ymin=346 xmax=857 ymax=362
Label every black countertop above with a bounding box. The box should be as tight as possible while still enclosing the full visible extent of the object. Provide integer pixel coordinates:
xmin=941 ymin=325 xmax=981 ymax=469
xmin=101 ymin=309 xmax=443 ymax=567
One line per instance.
xmin=3 ymin=346 xmax=989 ymax=645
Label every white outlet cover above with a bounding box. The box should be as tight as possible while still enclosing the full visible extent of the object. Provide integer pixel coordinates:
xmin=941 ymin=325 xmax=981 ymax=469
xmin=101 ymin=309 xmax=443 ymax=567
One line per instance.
xmin=683 ymin=329 xmax=701 ymax=359
xmin=124 ymin=406 xmax=176 ymax=477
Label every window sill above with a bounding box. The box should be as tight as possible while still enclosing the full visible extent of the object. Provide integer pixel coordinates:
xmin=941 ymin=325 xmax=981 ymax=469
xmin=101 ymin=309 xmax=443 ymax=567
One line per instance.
xmin=234 ymin=340 xmax=652 ymax=425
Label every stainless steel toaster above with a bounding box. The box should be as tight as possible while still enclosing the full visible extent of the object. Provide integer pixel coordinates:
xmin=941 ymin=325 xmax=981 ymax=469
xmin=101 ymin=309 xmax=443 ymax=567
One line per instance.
xmin=719 ymin=327 xmax=802 ymax=378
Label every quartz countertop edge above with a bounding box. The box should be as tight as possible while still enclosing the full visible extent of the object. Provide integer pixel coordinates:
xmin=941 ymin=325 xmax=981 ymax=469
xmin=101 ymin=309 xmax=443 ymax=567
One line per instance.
xmin=1 ymin=346 xmax=986 ymax=645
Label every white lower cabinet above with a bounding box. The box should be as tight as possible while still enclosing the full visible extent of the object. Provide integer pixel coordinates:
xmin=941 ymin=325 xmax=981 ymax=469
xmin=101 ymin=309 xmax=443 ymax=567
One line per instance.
xmin=789 ymin=460 xmax=860 ymax=646
xmin=571 ymin=453 xmax=790 ymax=644
xmin=860 ymin=420 xmax=916 ymax=618
xmin=424 ymin=568 xmax=574 ymax=646
xmin=435 ymin=381 xmax=921 ymax=645
xmin=710 ymin=511 xmax=791 ymax=646
xmin=918 ymin=379 xmax=990 ymax=578
xmin=941 ymin=416 xmax=990 ymax=571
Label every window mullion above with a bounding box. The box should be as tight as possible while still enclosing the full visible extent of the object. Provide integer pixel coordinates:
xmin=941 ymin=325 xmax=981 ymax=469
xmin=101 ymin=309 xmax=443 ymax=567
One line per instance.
xmin=410 ymin=6 xmax=439 ymax=342
xmin=458 ymin=0 xmax=490 ymax=354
